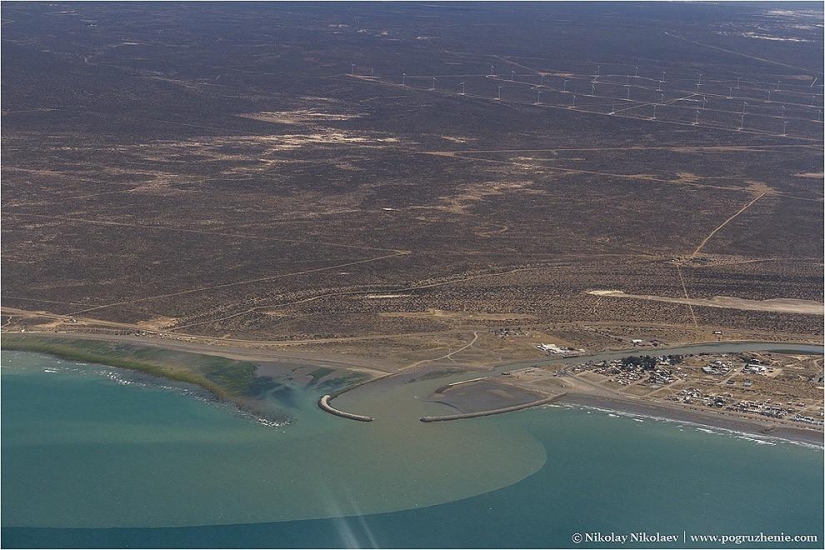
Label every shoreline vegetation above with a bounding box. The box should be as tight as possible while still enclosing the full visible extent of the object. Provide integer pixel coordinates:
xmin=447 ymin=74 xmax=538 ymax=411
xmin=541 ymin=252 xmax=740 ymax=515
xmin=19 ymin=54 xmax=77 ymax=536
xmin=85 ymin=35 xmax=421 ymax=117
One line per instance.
xmin=0 ymin=334 xmax=309 ymax=423
xmin=1 ymin=335 xmax=231 ymax=399
xmin=2 ymin=332 xmax=822 ymax=445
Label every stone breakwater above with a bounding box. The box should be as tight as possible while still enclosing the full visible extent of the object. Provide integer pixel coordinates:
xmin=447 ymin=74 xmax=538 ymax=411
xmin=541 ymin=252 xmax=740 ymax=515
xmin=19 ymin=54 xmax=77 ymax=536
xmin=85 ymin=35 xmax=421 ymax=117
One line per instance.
xmin=318 ymin=394 xmax=374 ymax=422
xmin=420 ymin=394 xmax=566 ymax=422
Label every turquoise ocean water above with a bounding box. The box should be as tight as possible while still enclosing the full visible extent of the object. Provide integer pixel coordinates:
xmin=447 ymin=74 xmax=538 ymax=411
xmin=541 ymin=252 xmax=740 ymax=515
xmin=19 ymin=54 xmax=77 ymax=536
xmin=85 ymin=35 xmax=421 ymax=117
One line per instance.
xmin=2 ymin=350 xmax=823 ymax=548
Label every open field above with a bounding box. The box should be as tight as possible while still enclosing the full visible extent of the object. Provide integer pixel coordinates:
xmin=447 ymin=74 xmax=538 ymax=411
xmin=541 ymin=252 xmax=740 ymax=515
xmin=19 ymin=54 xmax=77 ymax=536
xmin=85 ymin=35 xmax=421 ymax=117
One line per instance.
xmin=2 ymin=3 xmax=823 ymax=369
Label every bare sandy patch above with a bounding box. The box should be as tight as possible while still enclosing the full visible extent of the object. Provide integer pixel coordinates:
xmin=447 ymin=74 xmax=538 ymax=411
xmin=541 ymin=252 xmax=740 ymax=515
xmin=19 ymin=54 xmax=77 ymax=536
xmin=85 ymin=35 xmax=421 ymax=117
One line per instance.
xmin=137 ymin=316 xmax=179 ymax=330
xmin=238 ymin=110 xmax=363 ymax=125
xmin=745 ymin=180 xmax=777 ymax=196
xmin=414 ymin=180 xmax=540 ymax=214
xmin=381 ymin=308 xmax=536 ymax=322
xmin=440 ymin=136 xmax=475 ymax=144
xmin=587 ymin=290 xmax=823 ymax=315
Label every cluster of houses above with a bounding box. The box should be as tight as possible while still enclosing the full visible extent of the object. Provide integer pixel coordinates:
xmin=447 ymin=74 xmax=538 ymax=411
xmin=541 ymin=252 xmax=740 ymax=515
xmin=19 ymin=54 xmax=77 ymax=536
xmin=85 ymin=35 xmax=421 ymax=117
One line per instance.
xmin=700 ymin=358 xmax=774 ymax=377
xmin=725 ymin=399 xmax=789 ymax=418
xmin=701 ymin=359 xmax=733 ymax=376
xmin=667 ymin=388 xmax=822 ymax=425
xmin=587 ymin=357 xmax=685 ymax=387
xmin=743 ymin=363 xmax=773 ymax=375
xmin=666 ymin=388 xmax=727 ymax=407
xmin=790 ymin=414 xmax=824 ymax=426
xmin=725 ymin=399 xmax=823 ymax=425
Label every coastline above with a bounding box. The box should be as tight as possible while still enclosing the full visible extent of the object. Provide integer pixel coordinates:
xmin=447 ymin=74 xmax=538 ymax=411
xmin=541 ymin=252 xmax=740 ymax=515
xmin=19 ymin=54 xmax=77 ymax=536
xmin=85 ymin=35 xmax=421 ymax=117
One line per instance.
xmin=0 ymin=330 xmax=393 ymax=377
xmin=558 ymin=393 xmax=824 ymax=446
xmin=0 ymin=335 xmax=307 ymax=424
xmin=3 ymin=332 xmax=823 ymax=445
xmin=0 ymin=336 xmax=231 ymax=399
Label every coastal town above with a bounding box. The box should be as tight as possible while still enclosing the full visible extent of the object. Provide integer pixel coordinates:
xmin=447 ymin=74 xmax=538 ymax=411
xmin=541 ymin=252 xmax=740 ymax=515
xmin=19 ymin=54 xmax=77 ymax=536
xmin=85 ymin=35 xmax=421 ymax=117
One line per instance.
xmin=501 ymin=350 xmax=824 ymax=431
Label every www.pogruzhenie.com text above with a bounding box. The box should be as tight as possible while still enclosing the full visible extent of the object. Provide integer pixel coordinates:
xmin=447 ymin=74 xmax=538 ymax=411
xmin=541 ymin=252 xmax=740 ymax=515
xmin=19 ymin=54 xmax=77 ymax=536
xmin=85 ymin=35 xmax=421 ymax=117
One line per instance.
xmin=570 ymin=531 xmax=819 ymax=545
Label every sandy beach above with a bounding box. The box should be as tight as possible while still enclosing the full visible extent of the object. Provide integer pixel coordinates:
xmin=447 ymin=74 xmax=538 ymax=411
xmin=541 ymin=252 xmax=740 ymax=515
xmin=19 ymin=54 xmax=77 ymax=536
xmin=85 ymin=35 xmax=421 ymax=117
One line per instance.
xmin=558 ymin=393 xmax=823 ymax=446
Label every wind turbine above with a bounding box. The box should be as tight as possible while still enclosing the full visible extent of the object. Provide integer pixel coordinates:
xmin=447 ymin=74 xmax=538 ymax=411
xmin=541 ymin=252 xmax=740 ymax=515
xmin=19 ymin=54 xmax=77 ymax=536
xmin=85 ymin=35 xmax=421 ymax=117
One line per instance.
xmin=351 ymin=63 xmax=355 ymax=76
xmin=460 ymin=81 xmax=466 ymax=95
xmin=782 ymin=119 xmax=787 ymax=136
xmin=535 ymin=88 xmax=542 ymax=104
xmin=652 ymin=103 xmax=657 ymax=120
xmin=739 ymin=113 xmax=745 ymax=131
xmin=626 ymin=87 xmax=630 ymax=100
xmin=775 ymin=80 xmax=780 ymax=91
xmin=370 ymin=67 xmax=374 ymax=77
xmin=635 ymin=66 xmax=639 ymax=77
xmin=571 ymin=94 xmax=577 ymax=108
xmin=402 ymin=72 xmax=406 ymax=86
xmin=693 ymin=110 xmax=700 ymax=125
xmin=497 ymin=85 xmax=502 ymax=101
xmin=490 ymin=65 xmax=494 ymax=76
xmin=702 ymin=95 xmax=707 ymax=109
xmin=736 ymin=76 xmax=741 ymax=89
xmin=563 ymin=79 xmax=569 ymax=92
xmin=742 ymin=101 xmax=748 ymax=114
xmin=610 ymin=102 xmax=616 ymax=115
xmin=591 ymin=84 xmax=596 ymax=95
xmin=431 ymin=76 xmax=437 ymax=91
xmin=728 ymin=87 xmax=733 ymax=99
xmin=661 ymin=70 xmax=666 ymax=82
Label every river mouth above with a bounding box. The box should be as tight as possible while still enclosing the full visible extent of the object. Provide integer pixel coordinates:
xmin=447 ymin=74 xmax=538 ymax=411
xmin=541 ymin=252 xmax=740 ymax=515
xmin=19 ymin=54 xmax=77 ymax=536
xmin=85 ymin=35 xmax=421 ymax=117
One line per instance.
xmin=2 ymin=341 xmax=822 ymax=531
xmin=1 ymin=351 xmax=547 ymax=529
xmin=3 ymin=392 xmax=822 ymax=548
